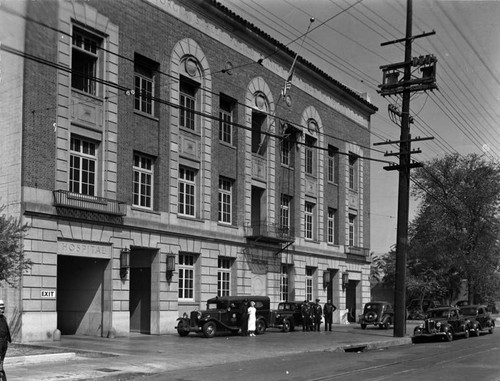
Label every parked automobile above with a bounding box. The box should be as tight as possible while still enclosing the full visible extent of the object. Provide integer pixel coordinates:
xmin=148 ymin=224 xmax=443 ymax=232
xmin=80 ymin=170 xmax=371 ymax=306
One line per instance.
xmin=459 ymin=304 xmax=495 ymax=336
xmin=406 ymin=299 xmax=441 ymax=320
xmin=269 ymin=301 xmax=316 ymax=332
xmin=359 ymin=301 xmax=394 ymax=330
xmin=175 ymin=295 xmax=270 ymax=338
xmin=413 ymin=306 xmax=471 ymax=342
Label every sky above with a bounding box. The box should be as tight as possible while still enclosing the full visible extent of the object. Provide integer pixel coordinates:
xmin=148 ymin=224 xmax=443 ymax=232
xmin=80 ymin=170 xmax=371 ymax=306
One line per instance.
xmin=217 ymin=0 xmax=500 ymax=255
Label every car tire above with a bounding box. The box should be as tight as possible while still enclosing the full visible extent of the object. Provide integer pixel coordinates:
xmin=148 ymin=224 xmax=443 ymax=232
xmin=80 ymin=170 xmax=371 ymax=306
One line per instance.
xmin=444 ymin=330 xmax=453 ymax=342
xmin=383 ymin=319 xmax=391 ymax=330
xmin=463 ymin=329 xmax=469 ymax=339
xmin=361 ymin=323 xmax=367 ymax=330
xmin=202 ymin=321 xmax=216 ymax=338
xmin=282 ymin=319 xmax=291 ymax=333
xmin=365 ymin=311 xmax=377 ymax=323
xmin=256 ymin=319 xmax=266 ymax=335
xmin=488 ymin=325 xmax=494 ymax=334
xmin=472 ymin=326 xmax=480 ymax=337
xmin=176 ymin=320 xmax=190 ymax=337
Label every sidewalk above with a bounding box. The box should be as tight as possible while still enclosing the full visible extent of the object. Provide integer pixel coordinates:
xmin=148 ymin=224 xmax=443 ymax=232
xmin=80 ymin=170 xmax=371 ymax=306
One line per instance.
xmin=4 ymin=323 xmax=419 ymax=380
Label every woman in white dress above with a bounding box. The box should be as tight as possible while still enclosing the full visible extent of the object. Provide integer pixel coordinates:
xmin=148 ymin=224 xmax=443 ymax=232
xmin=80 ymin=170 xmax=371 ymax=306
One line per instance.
xmin=247 ymin=301 xmax=256 ymax=336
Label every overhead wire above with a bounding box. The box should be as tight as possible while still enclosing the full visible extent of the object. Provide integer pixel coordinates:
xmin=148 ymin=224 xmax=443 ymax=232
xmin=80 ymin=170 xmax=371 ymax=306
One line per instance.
xmin=0 ymin=43 xmax=395 ymax=167
xmin=389 ymin=1 xmax=500 ymax=159
xmin=0 ymin=5 xmax=391 ymax=162
xmin=251 ymin=0 xmax=457 ymax=161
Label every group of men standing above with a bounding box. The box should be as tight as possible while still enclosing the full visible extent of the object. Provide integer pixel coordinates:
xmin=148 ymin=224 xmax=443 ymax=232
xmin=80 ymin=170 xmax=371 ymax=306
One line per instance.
xmin=301 ymin=299 xmax=337 ymax=332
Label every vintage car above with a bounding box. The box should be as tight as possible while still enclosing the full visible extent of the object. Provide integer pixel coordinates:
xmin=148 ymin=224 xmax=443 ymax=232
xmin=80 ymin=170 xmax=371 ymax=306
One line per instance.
xmin=175 ymin=295 xmax=271 ymax=338
xmin=406 ymin=299 xmax=441 ymax=320
xmin=459 ymin=304 xmax=495 ymax=336
xmin=269 ymin=301 xmax=317 ymax=332
xmin=359 ymin=301 xmax=394 ymax=329
xmin=413 ymin=306 xmax=471 ymax=342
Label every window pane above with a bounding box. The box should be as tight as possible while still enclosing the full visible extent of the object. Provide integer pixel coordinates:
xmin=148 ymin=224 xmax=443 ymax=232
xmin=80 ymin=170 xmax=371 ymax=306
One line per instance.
xmin=133 ymin=154 xmax=153 ymax=208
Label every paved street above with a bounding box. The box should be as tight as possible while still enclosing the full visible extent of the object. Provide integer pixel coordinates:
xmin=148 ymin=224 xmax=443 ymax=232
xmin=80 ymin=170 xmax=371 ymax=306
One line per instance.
xmin=5 ymin=323 xmax=417 ymax=380
xmin=143 ymin=330 xmax=500 ymax=381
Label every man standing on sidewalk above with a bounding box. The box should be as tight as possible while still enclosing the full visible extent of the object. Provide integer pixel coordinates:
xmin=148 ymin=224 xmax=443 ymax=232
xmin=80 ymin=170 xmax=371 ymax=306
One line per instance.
xmin=313 ymin=299 xmax=323 ymax=331
xmin=301 ymin=300 xmax=311 ymax=332
xmin=323 ymin=299 xmax=337 ymax=331
xmin=0 ymin=300 xmax=12 ymax=380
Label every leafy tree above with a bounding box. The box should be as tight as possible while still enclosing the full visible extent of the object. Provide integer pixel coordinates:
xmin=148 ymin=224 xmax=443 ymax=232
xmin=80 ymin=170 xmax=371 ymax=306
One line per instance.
xmin=409 ymin=153 xmax=500 ymax=303
xmin=0 ymin=205 xmax=32 ymax=286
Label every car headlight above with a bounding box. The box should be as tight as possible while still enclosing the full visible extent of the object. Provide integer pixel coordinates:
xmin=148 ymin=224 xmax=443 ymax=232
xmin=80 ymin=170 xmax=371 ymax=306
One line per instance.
xmin=183 ymin=312 xmax=188 ymax=319
xmin=276 ymin=314 xmax=281 ymax=319
xmin=436 ymin=322 xmax=441 ymax=328
xmin=418 ymin=323 xmax=424 ymax=328
xmin=196 ymin=311 xmax=202 ymax=320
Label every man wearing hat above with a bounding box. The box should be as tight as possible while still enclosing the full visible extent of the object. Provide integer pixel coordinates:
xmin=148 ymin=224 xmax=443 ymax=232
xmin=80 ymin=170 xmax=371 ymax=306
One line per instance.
xmin=0 ymin=300 xmax=11 ymax=378
xmin=323 ymin=299 xmax=337 ymax=331
xmin=313 ymin=299 xmax=323 ymax=332
xmin=300 ymin=300 xmax=311 ymax=332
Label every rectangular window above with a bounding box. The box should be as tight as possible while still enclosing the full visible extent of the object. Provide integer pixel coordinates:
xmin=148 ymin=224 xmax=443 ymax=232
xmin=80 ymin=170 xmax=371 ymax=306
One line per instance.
xmin=327 ymin=208 xmax=335 ymax=244
xmin=306 ymin=267 xmax=314 ymax=301
xmin=281 ymin=138 xmax=290 ymax=166
xmin=179 ymin=167 xmax=196 ymax=217
xmin=219 ymin=97 xmax=233 ymax=144
xmin=178 ymin=254 xmax=195 ymax=300
xmin=218 ymin=177 xmax=232 ymax=224
xmin=349 ymin=154 xmax=358 ymax=190
xmin=349 ymin=214 xmax=357 ymax=246
xmin=280 ymin=264 xmax=289 ymax=302
xmin=133 ymin=154 xmax=153 ymax=209
xmin=281 ymin=126 xmax=296 ymax=167
xmin=134 ymin=55 xmax=156 ymax=115
xmin=252 ymin=111 xmax=266 ymax=154
xmin=72 ymin=28 xmax=99 ymax=95
xmin=70 ymin=136 xmax=96 ymax=196
xmin=328 ymin=145 xmax=338 ymax=183
xmin=280 ymin=195 xmax=291 ymax=232
xmin=217 ymin=257 xmax=232 ymax=297
xmin=305 ymin=202 xmax=314 ymax=240
xmin=180 ymin=80 xmax=196 ymax=130
xmin=305 ymin=135 xmax=315 ymax=175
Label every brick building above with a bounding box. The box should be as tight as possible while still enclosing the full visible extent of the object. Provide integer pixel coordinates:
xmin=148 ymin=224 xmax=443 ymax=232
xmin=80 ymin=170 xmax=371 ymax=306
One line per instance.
xmin=0 ymin=0 xmax=377 ymax=341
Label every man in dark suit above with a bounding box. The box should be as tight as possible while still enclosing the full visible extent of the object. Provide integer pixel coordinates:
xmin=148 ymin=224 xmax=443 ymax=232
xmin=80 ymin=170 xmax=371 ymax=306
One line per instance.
xmin=301 ymin=300 xmax=311 ymax=331
xmin=0 ymin=300 xmax=12 ymax=380
xmin=323 ymin=299 xmax=337 ymax=331
xmin=313 ymin=299 xmax=323 ymax=331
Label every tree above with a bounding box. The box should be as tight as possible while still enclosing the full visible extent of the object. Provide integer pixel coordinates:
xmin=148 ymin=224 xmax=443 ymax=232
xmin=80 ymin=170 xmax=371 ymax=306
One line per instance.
xmin=409 ymin=153 xmax=500 ymax=303
xmin=0 ymin=205 xmax=32 ymax=286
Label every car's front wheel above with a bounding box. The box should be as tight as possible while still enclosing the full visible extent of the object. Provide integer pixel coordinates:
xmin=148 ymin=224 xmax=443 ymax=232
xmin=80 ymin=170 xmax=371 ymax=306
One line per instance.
xmin=256 ymin=319 xmax=266 ymax=335
xmin=360 ymin=323 xmax=367 ymax=330
xmin=488 ymin=324 xmax=494 ymax=334
xmin=202 ymin=321 xmax=217 ymax=338
xmin=463 ymin=328 xmax=470 ymax=339
xmin=383 ymin=318 xmax=391 ymax=330
xmin=444 ymin=330 xmax=453 ymax=342
xmin=176 ymin=319 xmax=190 ymax=337
xmin=282 ymin=319 xmax=291 ymax=333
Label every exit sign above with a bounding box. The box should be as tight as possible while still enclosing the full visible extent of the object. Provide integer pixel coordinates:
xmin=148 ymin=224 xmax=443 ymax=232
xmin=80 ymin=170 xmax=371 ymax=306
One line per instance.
xmin=41 ymin=290 xmax=56 ymax=298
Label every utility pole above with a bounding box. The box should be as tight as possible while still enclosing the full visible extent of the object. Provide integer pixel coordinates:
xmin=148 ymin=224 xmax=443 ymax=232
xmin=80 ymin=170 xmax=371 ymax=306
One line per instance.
xmin=376 ymin=0 xmax=437 ymax=337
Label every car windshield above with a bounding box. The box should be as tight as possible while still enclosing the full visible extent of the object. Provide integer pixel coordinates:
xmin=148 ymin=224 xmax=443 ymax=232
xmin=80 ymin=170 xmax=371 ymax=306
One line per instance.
xmin=207 ymin=301 xmax=228 ymax=310
xmin=460 ymin=307 xmax=478 ymax=316
xmin=427 ymin=309 xmax=450 ymax=318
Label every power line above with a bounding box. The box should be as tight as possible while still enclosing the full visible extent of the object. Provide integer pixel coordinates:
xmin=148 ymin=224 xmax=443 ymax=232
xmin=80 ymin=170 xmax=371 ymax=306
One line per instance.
xmin=1 ymin=43 xmax=394 ymax=167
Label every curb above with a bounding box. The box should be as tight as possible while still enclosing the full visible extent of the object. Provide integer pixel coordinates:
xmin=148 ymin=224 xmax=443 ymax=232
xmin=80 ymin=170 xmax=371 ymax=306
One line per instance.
xmin=5 ymin=352 xmax=76 ymax=365
xmin=330 ymin=337 xmax=412 ymax=353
